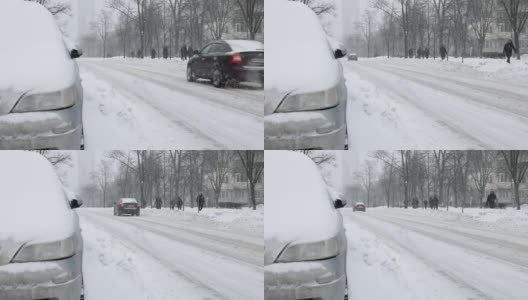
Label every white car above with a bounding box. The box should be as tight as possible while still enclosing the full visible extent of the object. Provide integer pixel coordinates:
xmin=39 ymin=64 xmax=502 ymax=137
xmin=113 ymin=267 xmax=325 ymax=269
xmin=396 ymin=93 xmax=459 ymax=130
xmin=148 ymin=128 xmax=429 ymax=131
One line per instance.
xmin=0 ymin=0 xmax=84 ymax=150
xmin=0 ymin=152 xmax=84 ymax=299
xmin=265 ymin=0 xmax=348 ymax=150
xmin=265 ymin=151 xmax=347 ymax=300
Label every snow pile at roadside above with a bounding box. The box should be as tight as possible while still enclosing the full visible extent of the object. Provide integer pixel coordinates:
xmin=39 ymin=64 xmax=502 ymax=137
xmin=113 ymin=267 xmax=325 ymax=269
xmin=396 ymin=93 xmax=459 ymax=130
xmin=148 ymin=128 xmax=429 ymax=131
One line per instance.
xmin=435 ymin=206 xmax=528 ymax=233
xmin=141 ymin=206 xmax=264 ymax=236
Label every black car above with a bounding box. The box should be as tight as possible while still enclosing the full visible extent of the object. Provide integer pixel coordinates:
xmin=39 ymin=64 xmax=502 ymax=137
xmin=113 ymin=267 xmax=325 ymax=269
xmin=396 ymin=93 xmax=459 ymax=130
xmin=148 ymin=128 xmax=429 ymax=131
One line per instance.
xmin=114 ymin=198 xmax=140 ymax=216
xmin=187 ymin=40 xmax=264 ymax=88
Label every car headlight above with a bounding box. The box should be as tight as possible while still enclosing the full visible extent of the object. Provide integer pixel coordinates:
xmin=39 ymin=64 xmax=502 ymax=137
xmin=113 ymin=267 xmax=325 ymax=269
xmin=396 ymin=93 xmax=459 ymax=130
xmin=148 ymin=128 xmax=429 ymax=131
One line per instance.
xmin=14 ymin=236 xmax=76 ymax=262
xmin=276 ymin=87 xmax=339 ymax=113
xmin=277 ymin=233 xmax=346 ymax=262
xmin=12 ymin=85 xmax=76 ymax=113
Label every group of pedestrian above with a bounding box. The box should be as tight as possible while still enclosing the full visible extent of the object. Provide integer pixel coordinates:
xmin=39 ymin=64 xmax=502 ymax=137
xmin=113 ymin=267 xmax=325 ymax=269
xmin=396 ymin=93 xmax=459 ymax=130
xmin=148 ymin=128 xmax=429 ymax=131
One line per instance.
xmin=155 ymin=193 xmax=205 ymax=212
xmin=180 ymin=44 xmax=194 ymax=61
xmin=169 ymin=196 xmax=184 ymax=211
xmin=408 ymin=47 xmax=430 ymax=59
xmin=428 ymin=195 xmax=439 ymax=210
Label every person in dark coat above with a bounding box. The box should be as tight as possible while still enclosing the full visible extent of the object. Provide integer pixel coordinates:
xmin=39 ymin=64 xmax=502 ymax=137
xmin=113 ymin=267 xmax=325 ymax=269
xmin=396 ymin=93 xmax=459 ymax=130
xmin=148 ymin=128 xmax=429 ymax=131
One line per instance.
xmin=432 ymin=195 xmax=439 ymax=210
xmin=503 ymin=40 xmax=517 ymax=64
xmin=187 ymin=45 xmax=194 ymax=58
xmin=417 ymin=47 xmax=423 ymax=59
xmin=440 ymin=45 xmax=447 ymax=61
xmin=487 ymin=191 xmax=497 ymax=209
xmin=176 ymin=196 xmax=183 ymax=210
xmin=169 ymin=199 xmax=176 ymax=210
xmin=197 ymin=193 xmax=205 ymax=212
xmin=181 ymin=44 xmax=187 ymax=60
xmin=423 ymin=199 xmax=428 ymax=209
xmin=155 ymin=196 xmax=162 ymax=209
xmin=424 ymin=47 xmax=430 ymax=59
xmin=408 ymin=48 xmax=414 ymax=58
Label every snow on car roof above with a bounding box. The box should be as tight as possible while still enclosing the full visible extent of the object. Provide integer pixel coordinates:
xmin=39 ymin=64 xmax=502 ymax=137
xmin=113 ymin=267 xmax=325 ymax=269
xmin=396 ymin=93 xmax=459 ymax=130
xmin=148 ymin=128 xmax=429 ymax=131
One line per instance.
xmin=0 ymin=0 xmax=75 ymax=93
xmin=356 ymin=202 xmax=365 ymax=205
xmin=121 ymin=198 xmax=138 ymax=203
xmin=265 ymin=0 xmax=341 ymax=96
xmin=225 ymin=40 xmax=264 ymax=52
xmin=0 ymin=151 xmax=75 ymax=244
xmin=265 ymin=151 xmax=342 ymax=244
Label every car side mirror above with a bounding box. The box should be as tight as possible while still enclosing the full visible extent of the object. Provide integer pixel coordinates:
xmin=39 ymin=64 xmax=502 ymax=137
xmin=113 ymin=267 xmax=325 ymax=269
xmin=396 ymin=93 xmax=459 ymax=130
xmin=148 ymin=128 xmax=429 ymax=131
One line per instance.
xmin=334 ymin=49 xmax=346 ymax=59
xmin=194 ymin=50 xmax=199 ymax=55
xmin=70 ymin=49 xmax=83 ymax=59
xmin=334 ymin=199 xmax=347 ymax=209
xmin=70 ymin=199 xmax=83 ymax=209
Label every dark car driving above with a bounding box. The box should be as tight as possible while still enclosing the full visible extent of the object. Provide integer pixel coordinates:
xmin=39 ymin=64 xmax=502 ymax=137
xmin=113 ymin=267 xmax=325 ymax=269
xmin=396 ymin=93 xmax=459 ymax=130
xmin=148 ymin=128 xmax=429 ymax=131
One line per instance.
xmin=187 ymin=40 xmax=264 ymax=88
xmin=113 ymin=198 xmax=140 ymax=216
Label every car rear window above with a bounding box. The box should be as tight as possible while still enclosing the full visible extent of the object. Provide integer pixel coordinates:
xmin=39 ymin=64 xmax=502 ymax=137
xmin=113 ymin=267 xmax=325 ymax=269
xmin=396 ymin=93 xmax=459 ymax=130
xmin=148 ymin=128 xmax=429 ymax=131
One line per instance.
xmin=226 ymin=40 xmax=264 ymax=52
xmin=121 ymin=198 xmax=138 ymax=204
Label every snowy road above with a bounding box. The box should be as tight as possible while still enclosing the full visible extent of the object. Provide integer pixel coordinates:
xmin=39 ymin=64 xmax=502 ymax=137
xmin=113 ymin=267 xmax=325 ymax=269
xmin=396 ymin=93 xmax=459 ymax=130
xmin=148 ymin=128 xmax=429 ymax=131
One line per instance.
xmin=343 ymin=208 xmax=528 ymax=300
xmin=79 ymin=208 xmax=263 ymax=300
xmin=345 ymin=58 xmax=528 ymax=151
xmin=79 ymin=58 xmax=263 ymax=150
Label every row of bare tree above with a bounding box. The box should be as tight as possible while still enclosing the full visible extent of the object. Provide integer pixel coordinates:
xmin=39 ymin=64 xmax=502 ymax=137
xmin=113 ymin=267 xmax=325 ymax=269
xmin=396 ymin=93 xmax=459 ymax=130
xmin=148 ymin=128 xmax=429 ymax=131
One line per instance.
xmin=352 ymin=150 xmax=528 ymax=211
xmin=354 ymin=0 xmax=527 ymax=59
xmin=86 ymin=0 xmax=263 ymax=58
xmin=82 ymin=150 xmax=263 ymax=210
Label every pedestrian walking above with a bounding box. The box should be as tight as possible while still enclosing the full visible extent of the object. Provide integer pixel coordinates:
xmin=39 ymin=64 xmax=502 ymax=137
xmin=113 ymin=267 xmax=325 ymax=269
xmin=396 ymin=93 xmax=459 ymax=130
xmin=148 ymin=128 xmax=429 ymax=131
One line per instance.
xmin=486 ymin=191 xmax=497 ymax=209
xmin=181 ymin=43 xmax=187 ymax=60
xmin=440 ymin=45 xmax=448 ymax=60
xmin=177 ymin=196 xmax=183 ymax=210
xmin=424 ymin=47 xmax=430 ymax=59
xmin=503 ymin=40 xmax=517 ymax=64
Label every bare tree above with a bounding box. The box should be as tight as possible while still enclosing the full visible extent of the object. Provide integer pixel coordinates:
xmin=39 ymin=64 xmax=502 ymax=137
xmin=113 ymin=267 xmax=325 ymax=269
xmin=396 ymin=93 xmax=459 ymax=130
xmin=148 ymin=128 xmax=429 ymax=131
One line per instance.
xmin=34 ymin=150 xmax=71 ymax=167
xmin=356 ymin=161 xmax=375 ymax=207
xmin=361 ymin=10 xmax=376 ymax=57
xmin=92 ymin=160 xmax=112 ymax=208
xmin=205 ymin=151 xmax=233 ymax=208
xmin=26 ymin=0 xmax=71 ymax=16
xmin=469 ymin=150 xmax=494 ymax=208
xmin=235 ymin=0 xmax=264 ymax=40
xmin=469 ymin=0 xmax=496 ymax=57
xmin=294 ymin=0 xmax=335 ymax=15
xmin=300 ymin=150 xmax=336 ymax=167
xmin=204 ymin=0 xmax=232 ymax=40
xmin=93 ymin=10 xmax=113 ymax=58
xmin=236 ymin=151 xmax=264 ymax=210
xmin=499 ymin=0 xmax=528 ymax=60
xmin=500 ymin=150 xmax=528 ymax=210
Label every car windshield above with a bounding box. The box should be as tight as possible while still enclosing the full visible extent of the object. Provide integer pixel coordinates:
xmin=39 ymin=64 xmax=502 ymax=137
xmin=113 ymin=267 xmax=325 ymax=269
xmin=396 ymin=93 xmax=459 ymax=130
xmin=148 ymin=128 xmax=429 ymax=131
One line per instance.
xmin=266 ymin=0 xmax=340 ymax=95
xmin=0 ymin=152 xmax=74 ymax=243
xmin=0 ymin=0 xmax=74 ymax=93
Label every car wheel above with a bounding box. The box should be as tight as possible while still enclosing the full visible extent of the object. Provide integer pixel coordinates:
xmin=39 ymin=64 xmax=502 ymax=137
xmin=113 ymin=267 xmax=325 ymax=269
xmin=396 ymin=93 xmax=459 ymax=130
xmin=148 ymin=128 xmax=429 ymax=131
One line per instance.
xmin=187 ymin=65 xmax=196 ymax=82
xmin=212 ymin=70 xmax=225 ymax=88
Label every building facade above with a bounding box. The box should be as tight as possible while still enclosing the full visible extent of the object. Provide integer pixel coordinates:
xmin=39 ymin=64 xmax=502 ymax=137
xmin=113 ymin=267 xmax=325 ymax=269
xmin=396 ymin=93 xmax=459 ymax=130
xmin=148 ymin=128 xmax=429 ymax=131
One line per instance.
xmin=221 ymin=7 xmax=264 ymax=42
xmin=485 ymin=171 xmax=528 ymax=206
xmin=479 ymin=1 xmax=528 ymax=55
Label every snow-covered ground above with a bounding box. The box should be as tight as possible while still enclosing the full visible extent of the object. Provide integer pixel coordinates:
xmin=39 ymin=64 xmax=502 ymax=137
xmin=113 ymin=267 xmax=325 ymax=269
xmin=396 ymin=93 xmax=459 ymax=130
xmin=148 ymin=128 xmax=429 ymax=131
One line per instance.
xmin=79 ymin=58 xmax=263 ymax=150
xmin=79 ymin=207 xmax=263 ymax=300
xmin=343 ymin=207 xmax=528 ymax=299
xmin=345 ymin=56 xmax=528 ymax=152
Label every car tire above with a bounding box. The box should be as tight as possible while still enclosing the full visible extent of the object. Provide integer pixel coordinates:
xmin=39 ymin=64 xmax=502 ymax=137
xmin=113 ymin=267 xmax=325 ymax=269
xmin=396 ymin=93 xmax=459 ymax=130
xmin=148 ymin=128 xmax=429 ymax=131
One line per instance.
xmin=187 ymin=65 xmax=196 ymax=82
xmin=212 ymin=70 xmax=225 ymax=88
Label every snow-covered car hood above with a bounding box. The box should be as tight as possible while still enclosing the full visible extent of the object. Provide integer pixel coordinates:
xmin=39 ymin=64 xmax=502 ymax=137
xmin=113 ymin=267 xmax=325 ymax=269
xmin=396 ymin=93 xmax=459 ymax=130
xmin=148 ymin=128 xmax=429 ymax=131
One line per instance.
xmin=0 ymin=0 xmax=76 ymax=95
xmin=264 ymin=151 xmax=343 ymax=265
xmin=265 ymin=0 xmax=342 ymax=114
xmin=0 ymin=152 xmax=77 ymax=261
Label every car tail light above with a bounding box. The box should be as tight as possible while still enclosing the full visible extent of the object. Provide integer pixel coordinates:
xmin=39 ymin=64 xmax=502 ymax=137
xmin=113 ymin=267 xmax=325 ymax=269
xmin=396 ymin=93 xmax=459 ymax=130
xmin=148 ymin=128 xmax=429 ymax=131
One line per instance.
xmin=230 ymin=52 xmax=242 ymax=65
xmin=119 ymin=203 xmax=124 ymax=208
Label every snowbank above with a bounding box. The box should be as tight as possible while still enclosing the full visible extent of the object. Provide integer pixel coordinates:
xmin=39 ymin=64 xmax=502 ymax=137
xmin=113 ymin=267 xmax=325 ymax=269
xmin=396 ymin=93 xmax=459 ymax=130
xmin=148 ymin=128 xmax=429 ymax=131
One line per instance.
xmin=0 ymin=0 xmax=75 ymax=93
xmin=265 ymin=151 xmax=341 ymax=244
xmin=0 ymin=151 xmax=75 ymax=243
